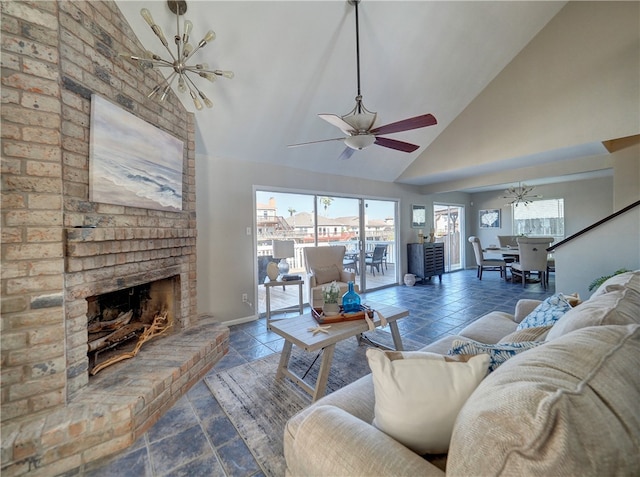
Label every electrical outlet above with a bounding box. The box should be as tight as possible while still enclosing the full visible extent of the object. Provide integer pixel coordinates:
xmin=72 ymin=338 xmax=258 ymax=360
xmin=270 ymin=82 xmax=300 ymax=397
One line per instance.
xmin=242 ymin=293 xmax=248 ymax=303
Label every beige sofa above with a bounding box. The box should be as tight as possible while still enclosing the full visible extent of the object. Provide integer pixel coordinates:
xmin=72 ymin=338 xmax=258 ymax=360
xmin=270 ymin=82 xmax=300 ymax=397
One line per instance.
xmin=284 ymin=270 xmax=640 ymax=476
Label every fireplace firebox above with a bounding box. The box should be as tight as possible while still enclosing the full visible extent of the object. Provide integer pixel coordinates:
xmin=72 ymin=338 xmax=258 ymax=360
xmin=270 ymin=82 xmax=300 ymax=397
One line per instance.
xmin=86 ymin=276 xmax=179 ymax=375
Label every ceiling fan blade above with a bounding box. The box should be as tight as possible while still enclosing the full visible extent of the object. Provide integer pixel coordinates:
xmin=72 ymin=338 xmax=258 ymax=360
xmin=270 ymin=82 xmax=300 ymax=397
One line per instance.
xmin=374 ymin=136 xmax=420 ymax=153
xmin=319 ymin=114 xmax=356 ymax=134
xmin=287 ymin=137 xmax=345 ymax=148
xmin=338 ymin=147 xmax=356 ymax=161
xmin=370 ymin=113 xmax=437 ymax=136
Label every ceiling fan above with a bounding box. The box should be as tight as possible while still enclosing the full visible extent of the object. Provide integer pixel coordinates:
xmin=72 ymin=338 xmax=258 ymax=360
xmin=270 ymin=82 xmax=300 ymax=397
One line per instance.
xmin=288 ymin=0 xmax=437 ymax=160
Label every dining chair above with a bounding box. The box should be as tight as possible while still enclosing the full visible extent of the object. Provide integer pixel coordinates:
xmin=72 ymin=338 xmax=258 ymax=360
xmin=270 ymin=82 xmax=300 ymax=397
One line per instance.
xmin=497 ymin=235 xmax=519 ymax=267
xmin=511 ymin=237 xmax=554 ymax=289
xmin=546 ymin=255 xmax=555 ymax=287
xmin=497 ymin=235 xmax=519 ymax=248
xmin=468 ymin=236 xmax=506 ymax=280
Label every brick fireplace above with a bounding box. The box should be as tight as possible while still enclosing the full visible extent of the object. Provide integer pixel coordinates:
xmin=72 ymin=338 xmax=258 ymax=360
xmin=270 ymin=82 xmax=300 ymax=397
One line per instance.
xmin=64 ymin=226 xmax=200 ymax=396
xmin=1 ymin=1 xmax=228 ymax=475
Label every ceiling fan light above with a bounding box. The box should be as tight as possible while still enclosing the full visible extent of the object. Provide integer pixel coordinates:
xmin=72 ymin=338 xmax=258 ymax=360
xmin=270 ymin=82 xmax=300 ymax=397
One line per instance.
xmin=344 ymin=134 xmax=375 ymax=150
xmin=343 ymin=112 xmax=376 ymax=132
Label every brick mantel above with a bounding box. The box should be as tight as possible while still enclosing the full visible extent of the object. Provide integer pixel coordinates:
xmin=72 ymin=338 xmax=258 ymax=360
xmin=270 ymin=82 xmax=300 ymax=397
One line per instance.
xmin=65 ymin=227 xmax=196 ymax=277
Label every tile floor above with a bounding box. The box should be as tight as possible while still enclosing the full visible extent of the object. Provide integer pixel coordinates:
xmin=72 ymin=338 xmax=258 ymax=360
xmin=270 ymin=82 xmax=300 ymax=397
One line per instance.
xmin=83 ymin=269 xmax=554 ymax=477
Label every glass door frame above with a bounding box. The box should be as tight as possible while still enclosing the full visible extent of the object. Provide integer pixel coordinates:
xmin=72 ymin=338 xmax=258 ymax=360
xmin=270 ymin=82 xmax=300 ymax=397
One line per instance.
xmin=313 ymin=195 xmax=399 ymax=293
xmin=359 ymin=198 xmax=398 ymax=292
xmin=433 ymin=203 xmax=465 ymax=272
xmin=254 ymin=187 xmax=400 ymax=306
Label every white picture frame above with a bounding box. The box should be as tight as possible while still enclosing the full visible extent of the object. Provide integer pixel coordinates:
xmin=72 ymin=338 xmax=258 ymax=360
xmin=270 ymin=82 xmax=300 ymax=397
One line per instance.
xmin=411 ymin=204 xmax=426 ymax=228
xmin=479 ymin=209 xmax=501 ymax=228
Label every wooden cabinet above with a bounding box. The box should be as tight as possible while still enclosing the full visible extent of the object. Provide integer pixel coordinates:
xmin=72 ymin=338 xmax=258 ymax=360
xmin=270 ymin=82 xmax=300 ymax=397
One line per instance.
xmin=407 ymin=242 xmax=445 ymax=282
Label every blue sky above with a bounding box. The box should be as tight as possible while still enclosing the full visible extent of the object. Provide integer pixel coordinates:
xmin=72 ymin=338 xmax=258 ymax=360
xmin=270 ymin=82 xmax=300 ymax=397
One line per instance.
xmin=256 ymin=191 xmax=395 ymax=220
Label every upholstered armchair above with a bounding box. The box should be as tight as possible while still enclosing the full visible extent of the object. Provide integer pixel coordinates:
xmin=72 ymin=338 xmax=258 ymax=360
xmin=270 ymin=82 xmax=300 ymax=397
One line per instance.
xmin=303 ymin=246 xmax=358 ymax=308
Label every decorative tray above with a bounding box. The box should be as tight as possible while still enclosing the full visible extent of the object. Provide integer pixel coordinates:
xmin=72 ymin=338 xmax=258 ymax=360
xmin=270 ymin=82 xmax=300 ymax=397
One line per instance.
xmin=311 ymin=305 xmax=374 ymax=324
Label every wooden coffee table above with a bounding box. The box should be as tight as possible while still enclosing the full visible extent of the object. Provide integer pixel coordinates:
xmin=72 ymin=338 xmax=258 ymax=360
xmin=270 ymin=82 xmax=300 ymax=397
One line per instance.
xmin=269 ymin=303 xmax=409 ymax=402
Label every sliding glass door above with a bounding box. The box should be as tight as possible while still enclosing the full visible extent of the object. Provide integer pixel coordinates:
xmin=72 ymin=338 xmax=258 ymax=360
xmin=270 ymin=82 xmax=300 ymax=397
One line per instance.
xmin=255 ymin=190 xmax=398 ymax=315
xmin=317 ymin=196 xmax=397 ymax=292
xmin=433 ymin=204 xmax=464 ymax=272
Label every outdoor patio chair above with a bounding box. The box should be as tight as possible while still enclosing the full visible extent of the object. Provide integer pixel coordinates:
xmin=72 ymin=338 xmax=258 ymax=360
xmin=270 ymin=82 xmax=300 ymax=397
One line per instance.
xmin=365 ymin=244 xmax=386 ymax=276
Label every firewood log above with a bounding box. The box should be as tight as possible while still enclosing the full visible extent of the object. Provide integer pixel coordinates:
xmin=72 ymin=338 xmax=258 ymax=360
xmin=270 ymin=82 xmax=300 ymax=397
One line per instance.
xmin=87 ymin=309 xmax=133 ymax=334
xmin=90 ymin=310 xmax=173 ymax=375
xmin=88 ymin=322 xmax=145 ymax=352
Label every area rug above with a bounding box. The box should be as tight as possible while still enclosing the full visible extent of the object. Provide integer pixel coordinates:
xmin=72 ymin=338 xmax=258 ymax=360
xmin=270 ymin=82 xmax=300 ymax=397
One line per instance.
xmin=205 ymin=330 xmax=422 ymax=477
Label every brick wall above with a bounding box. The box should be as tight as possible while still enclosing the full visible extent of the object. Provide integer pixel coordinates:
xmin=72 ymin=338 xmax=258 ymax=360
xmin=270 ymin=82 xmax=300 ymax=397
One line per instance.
xmin=2 ymin=0 xmax=199 ymax=440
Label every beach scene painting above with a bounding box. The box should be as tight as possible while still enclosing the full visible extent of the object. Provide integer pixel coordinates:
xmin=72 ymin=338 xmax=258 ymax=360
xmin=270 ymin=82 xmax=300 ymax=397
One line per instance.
xmin=89 ymin=95 xmax=184 ymax=212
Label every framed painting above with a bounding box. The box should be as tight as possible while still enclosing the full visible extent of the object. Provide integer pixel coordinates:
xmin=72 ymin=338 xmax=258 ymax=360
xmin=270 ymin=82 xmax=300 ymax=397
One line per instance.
xmin=411 ymin=204 xmax=426 ymax=228
xmin=479 ymin=209 xmax=501 ymax=228
xmin=89 ymin=94 xmax=184 ymax=212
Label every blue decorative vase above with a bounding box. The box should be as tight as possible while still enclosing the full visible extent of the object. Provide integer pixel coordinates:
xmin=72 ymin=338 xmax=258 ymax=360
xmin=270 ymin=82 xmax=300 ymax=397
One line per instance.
xmin=342 ymin=281 xmax=361 ymax=313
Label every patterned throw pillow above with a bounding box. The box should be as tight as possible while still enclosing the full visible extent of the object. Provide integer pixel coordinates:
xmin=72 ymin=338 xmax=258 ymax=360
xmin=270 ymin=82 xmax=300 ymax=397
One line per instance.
xmin=449 ymin=339 xmax=544 ymax=372
xmin=516 ymin=293 xmax=572 ymax=330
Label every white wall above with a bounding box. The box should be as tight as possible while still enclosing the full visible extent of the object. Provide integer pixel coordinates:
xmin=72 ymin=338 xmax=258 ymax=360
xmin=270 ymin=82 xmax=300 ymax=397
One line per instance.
xmin=195 ymin=157 xmax=426 ymax=321
xmin=402 ymin=1 xmax=639 ymax=192
xmin=554 ymin=207 xmax=640 ymax=300
xmin=195 ymin=1 xmax=639 ymax=323
xmin=458 ymin=176 xmax=614 ymax=269
xmin=196 ymin=158 xmax=631 ymax=322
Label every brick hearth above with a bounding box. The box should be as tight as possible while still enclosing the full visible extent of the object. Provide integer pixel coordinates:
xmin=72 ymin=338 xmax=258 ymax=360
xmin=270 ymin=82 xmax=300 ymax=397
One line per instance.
xmin=2 ymin=319 xmax=228 ymax=476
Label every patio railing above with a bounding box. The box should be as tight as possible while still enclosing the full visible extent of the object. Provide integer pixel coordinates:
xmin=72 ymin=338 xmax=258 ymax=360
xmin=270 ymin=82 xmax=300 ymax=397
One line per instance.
xmin=257 ymin=241 xmax=396 ymax=273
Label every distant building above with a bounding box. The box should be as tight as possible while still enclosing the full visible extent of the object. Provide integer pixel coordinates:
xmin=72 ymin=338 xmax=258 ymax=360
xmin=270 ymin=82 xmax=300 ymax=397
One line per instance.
xmin=257 ymin=197 xmax=395 ymax=244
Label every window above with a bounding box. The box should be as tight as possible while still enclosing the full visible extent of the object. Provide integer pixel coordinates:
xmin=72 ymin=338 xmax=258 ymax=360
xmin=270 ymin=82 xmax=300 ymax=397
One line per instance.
xmin=513 ymin=199 xmax=564 ymax=239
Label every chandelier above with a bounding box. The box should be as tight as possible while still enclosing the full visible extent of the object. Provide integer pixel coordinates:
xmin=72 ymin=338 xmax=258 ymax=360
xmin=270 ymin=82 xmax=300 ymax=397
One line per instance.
xmin=502 ymin=182 xmax=541 ymax=207
xmin=127 ymin=0 xmax=233 ymax=110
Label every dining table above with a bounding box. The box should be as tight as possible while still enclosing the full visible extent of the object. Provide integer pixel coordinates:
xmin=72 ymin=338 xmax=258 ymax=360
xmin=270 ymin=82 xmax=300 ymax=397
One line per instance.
xmin=484 ymin=246 xmax=519 ymax=259
xmin=484 ymin=247 xmax=520 ymax=281
xmin=484 ymin=246 xmax=551 ymax=284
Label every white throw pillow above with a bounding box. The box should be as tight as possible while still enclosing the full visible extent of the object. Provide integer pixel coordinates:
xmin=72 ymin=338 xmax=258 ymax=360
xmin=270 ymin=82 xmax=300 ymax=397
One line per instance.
xmin=311 ymin=265 xmax=341 ymax=285
xmin=366 ymin=348 xmax=489 ymax=455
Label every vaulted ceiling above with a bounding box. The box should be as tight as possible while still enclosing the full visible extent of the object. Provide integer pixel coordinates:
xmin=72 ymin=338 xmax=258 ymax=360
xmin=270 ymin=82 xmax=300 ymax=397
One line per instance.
xmin=116 ymin=1 xmax=629 ymax=192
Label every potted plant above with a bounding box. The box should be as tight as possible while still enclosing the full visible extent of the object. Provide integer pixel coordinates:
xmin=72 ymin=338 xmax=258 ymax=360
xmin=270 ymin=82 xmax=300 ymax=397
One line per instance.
xmin=322 ymin=281 xmax=341 ymax=316
xmin=588 ymin=268 xmax=630 ymax=292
